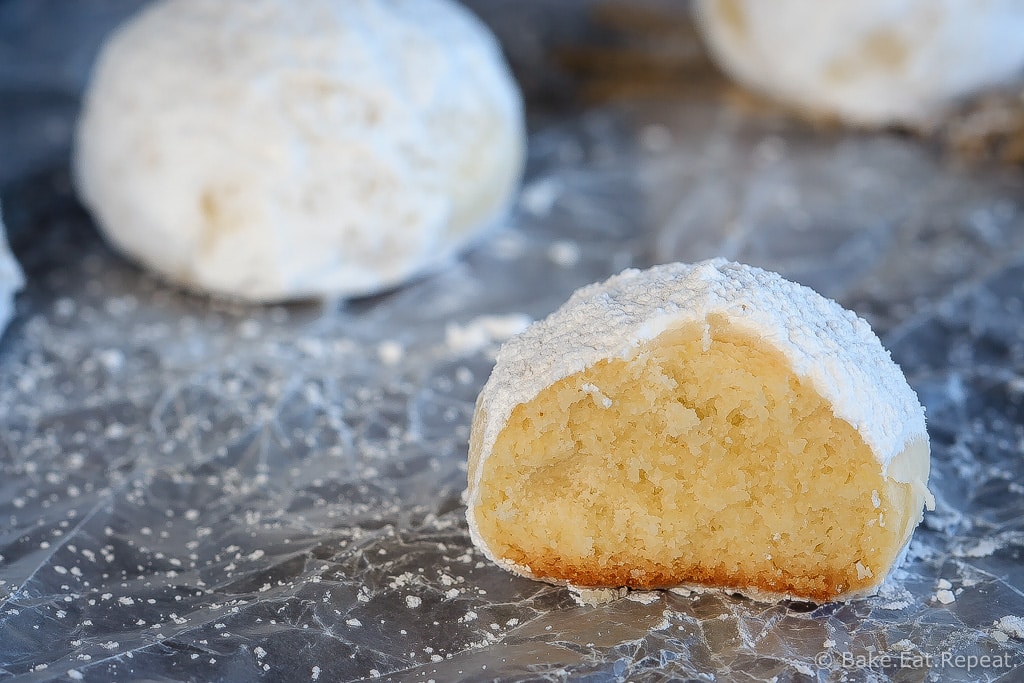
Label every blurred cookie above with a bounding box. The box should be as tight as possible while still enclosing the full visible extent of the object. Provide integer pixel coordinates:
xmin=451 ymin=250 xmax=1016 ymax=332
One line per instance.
xmin=695 ymin=0 xmax=1024 ymax=127
xmin=74 ymin=0 xmax=525 ymax=302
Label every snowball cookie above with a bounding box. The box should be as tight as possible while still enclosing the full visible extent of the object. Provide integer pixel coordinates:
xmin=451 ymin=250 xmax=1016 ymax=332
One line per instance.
xmin=74 ymin=0 xmax=525 ymax=302
xmin=467 ymin=260 xmax=934 ymax=603
xmin=694 ymin=0 xmax=1024 ymax=126
xmin=0 ymin=204 xmax=24 ymax=338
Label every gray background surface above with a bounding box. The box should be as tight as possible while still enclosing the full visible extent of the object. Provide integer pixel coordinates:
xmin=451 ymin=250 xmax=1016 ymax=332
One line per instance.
xmin=1 ymin=1 xmax=1023 ymax=681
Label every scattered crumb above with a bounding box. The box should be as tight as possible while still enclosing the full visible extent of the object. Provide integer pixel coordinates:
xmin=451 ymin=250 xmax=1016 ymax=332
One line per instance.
xmin=625 ymin=591 xmax=660 ymax=605
xmin=995 ymin=615 xmax=1024 ymax=640
xmin=889 ymin=639 xmax=915 ymax=652
xmin=547 ymin=241 xmax=581 ymax=268
xmin=874 ymin=582 xmax=913 ymax=610
xmin=934 ymin=589 xmax=956 ymax=605
xmin=377 ymin=340 xmax=404 ymax=366
xmin=956 ymin=538 xmax=1001 ymax=558
xmin=568 ymin=586 xmax=628 ymax=606
xmin=520 ymin=177 xmax=562 ymax=217
xmin=445 ymin=314 xmax=532 ymax=356
xmin=405 ymin=595 xmax=422 ymax=609
xmin=489 ymin=232 xmax=525 ymax=260
xmin=876 ymin=600 xmax=911 ymax=611
xmin=792 ymin=662 xmax=814 ymax=676
xmin=639 ymin=124 xmax=673 ymax=153
xmin=238 ymin=319 xmax=261 ymax=339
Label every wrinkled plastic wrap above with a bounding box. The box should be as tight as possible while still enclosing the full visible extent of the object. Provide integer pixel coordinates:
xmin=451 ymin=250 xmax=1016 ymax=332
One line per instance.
xmin=1 ymin=2 xmax=1023 ymax=681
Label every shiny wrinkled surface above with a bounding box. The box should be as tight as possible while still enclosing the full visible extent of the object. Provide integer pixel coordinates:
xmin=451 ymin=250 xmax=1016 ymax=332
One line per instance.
xmin=1 ymin=1 xmax=1023 ymax=681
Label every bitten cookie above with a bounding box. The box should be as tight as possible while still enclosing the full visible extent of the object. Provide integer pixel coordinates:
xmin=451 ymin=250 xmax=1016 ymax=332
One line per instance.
xmin=466 ymin=260 xmax=932 ymax=603
xmin=74 ymin=0 xmax=525 ymax=302
xmin=694 ymin=0 xmax=1024 ymax=127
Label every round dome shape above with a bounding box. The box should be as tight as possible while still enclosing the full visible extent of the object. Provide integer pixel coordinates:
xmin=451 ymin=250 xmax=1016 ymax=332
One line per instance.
xmin=74 ymin=0 xmax=526 ymax=302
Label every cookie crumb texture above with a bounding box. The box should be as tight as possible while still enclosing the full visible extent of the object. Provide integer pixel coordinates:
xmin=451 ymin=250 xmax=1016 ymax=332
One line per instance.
xmin=74 ymin=0 xmax=524 ymax=302
xmin=467 ymin=260 xmax=931 ymax=603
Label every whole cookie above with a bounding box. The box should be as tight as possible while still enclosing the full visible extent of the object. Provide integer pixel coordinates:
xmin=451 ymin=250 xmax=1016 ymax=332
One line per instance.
xmin=695 ymin=0 xmax=1024 ymax=126
xmin=75 ymin=0 xmax=525 ymax=302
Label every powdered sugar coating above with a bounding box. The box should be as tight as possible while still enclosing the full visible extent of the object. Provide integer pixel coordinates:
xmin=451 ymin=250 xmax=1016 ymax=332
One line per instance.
xmin=74 ymin=0 xmax=524 ymax=302
xmin=470 ymin=258 xmax=927 ymax=501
